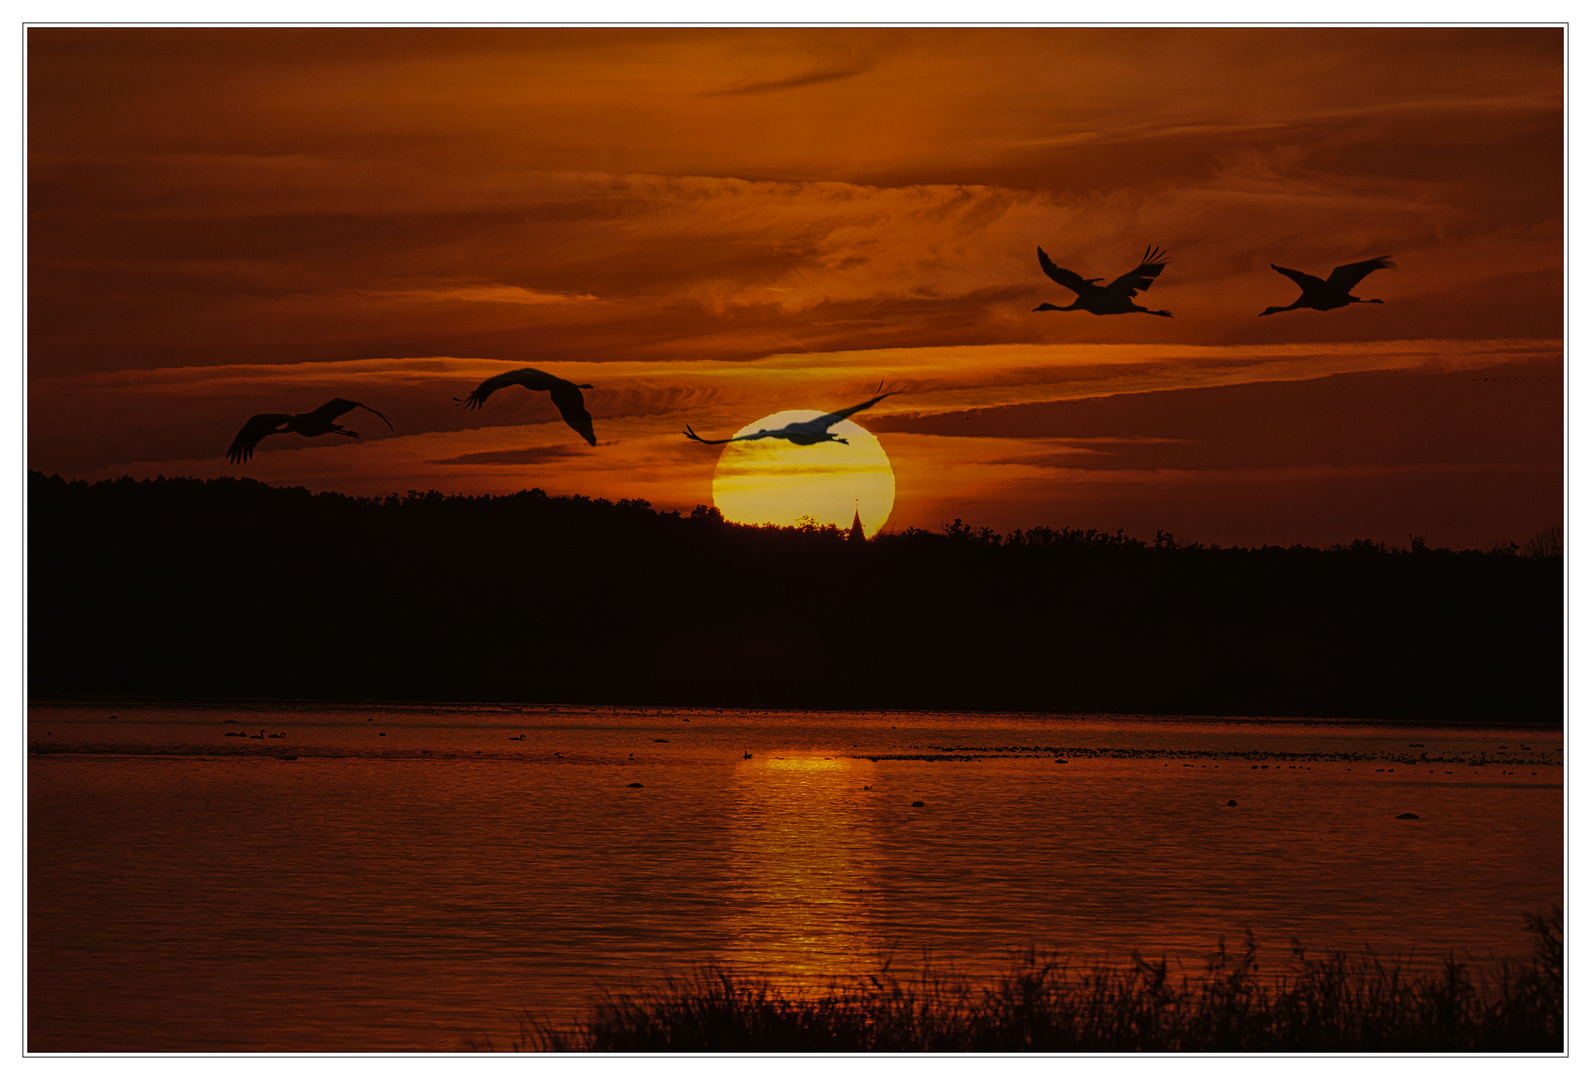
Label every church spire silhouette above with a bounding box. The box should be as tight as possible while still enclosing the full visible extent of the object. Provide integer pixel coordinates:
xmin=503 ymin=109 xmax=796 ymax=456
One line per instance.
xmin=848 ymin=501 xmax=866 ymax=543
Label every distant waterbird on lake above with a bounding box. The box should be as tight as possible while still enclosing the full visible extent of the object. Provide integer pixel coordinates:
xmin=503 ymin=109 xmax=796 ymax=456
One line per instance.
xmin=225 ymin=398 xmax=393 ymax=464
xmin=1033 ymin=245 xmax=1172 ymax=317
xmin=454 ymin=367 xmax=597 ymax=446
xmin=685 ymin=385 xmax=897 ymax=446
xmin=1259 ymin=257 xmax=1394 ymax=316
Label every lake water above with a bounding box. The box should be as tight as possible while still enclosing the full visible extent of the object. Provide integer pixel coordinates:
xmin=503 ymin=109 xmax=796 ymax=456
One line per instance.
xmin=27 ymin=704 xmax=1563 ymax=1052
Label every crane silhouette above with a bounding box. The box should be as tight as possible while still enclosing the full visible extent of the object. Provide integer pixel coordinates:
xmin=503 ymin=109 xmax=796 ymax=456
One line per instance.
xmin=684 ymin=386 xmax=897 ymax=446
xmin=454 ymin=367 xmax=597 ymax=446
xmin=225 ymin=398 xmax=393 ymax=464
xmin=1034 ymin=245 xmax=1172 ymax=317
xmin=1259 ymin=257 xmax=1394 ymax=316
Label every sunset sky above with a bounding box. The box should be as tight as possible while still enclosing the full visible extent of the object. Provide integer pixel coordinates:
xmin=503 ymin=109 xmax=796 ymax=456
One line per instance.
xmin=26 ymin=27 xmax=1563 ymax=547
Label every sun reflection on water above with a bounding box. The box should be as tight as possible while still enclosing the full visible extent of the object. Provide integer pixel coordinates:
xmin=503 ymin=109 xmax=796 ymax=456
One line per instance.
xmin=723 ymin=754 xmax=882 ymax=983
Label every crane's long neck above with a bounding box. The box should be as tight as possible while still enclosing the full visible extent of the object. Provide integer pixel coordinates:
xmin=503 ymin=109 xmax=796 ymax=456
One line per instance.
xmin=1033 ymin=300 xmax=1084 ymax=312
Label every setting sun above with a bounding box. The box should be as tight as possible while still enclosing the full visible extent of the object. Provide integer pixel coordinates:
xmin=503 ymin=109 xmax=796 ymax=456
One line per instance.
xmin=710 ymin=411 xmax=895 ymax=537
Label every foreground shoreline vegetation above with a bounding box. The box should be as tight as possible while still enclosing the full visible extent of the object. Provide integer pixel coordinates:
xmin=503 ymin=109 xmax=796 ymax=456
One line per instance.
xmin=480 ymin=912 xmax=1562 ymax=1053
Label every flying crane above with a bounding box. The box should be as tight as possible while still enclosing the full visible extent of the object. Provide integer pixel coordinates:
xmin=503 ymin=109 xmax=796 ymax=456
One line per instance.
xmin=1033 ymin=245 xmax=1173 ymax=317
xmin=225 ymin=398 xmax=393 ymax=464
xmin=1259 ymin=257 xmax=1394 ymax=316
xmin=454 ymin=367 xmax=598 ymax=446
xmin=683 ymin=386 xmax=897 ymax=447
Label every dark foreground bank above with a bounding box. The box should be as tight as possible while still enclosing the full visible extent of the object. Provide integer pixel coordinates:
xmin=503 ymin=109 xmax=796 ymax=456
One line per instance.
xmin=29 ymin=472 xmax=1562 ymax=720
xmin=491 ymin=912 xmax=1562 ymax=1053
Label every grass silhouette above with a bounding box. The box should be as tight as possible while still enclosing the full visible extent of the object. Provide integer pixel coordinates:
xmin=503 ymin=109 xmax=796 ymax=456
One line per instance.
xmin=482 ymin=911 xmax=1561 ymax=1052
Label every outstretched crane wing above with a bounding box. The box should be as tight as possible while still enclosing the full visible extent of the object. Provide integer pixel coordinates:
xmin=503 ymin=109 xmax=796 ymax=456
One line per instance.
xmin=684 ymin=424 xmax=742 ymax=445
xmin=1105 ymin=246 xmax=1169 ymax=298
xmin=1270 ymin=264 xmax=1326 ymax=292
xmin=1325 ymin=256 xmax=1394 ymax=293
xmin=548 ymin=382 xmax=597 ymax=446
xmin=1036 ymin=248 xmax=1095 ymax=294
xmin=308 ymin=398 xmax=394 ymax=430
xmin=683 ymin=424 xmax=790 ymax=445
xmin=225 ymin=413 xmax=292 ymax=464
xmin=455 ymin=368 xmax=557 ymax=410
xmin=808 ymin=388 xmax=897 ymax=431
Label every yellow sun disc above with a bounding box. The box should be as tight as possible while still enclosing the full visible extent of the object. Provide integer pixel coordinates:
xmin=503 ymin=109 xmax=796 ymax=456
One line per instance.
xmin=710 ymin=411 xmax=896 ymax=538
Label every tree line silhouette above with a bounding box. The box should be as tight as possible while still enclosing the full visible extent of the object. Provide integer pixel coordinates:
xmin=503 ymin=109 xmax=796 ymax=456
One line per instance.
xmin=29 ymin=472 xmax=1560 ymax=722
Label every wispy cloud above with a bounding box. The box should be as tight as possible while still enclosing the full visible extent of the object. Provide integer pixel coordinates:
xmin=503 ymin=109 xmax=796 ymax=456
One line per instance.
xmin=706 ymin=59 xmax=879 ymax=96
xmin=384 ymin=285 xmax=601 ymax=306
xmin=431 ymin=445 xmax=588 ymax=466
